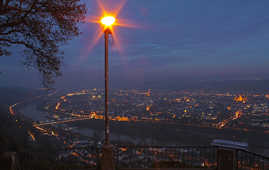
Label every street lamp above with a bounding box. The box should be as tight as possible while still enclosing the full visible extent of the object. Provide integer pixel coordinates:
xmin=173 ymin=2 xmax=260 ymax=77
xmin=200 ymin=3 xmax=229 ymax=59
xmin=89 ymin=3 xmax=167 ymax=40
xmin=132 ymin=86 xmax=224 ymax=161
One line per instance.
xmin=100 ymin=16 xmax=115 ymax=145
xmin=85 ymin=3 xmax=133 ymax=167
xmin=101 ymin=16 xmax=116 ymax=27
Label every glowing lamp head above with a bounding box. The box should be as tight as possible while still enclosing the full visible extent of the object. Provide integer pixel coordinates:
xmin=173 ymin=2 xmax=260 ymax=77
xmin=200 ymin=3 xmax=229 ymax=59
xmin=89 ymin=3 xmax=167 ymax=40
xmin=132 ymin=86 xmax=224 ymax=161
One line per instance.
xmin=101 ymin=16 xmax=116 ymax=27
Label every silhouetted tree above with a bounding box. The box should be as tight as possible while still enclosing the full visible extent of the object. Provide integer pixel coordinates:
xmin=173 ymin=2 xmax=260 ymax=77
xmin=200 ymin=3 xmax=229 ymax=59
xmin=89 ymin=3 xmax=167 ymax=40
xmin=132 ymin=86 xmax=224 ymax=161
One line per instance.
xmin=0 ymin=0 xmax=86 ymax=86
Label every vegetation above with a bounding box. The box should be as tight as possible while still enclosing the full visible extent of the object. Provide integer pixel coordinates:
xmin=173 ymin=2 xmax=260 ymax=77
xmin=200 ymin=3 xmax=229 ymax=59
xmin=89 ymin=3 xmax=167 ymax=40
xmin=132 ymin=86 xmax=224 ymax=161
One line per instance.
xmin=0 ymin=88 xmax=86 ymax=169
xmin=0 ymin=0 xmax=86 ymax=86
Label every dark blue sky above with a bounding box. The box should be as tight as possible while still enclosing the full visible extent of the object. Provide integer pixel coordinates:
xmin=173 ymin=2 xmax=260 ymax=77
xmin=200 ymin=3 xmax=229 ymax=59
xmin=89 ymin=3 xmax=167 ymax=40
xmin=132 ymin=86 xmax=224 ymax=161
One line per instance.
xmin=1 ymin=0 xmax=269 ymax=88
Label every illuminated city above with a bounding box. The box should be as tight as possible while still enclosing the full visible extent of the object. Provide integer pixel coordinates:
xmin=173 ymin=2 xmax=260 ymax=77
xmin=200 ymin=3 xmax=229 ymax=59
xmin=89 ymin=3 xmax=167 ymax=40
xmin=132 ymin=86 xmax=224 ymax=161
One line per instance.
xmin=6 ymin=87 xmax=269 ymax=166
xmin=2 ymin=0 xmax=269 ymax=169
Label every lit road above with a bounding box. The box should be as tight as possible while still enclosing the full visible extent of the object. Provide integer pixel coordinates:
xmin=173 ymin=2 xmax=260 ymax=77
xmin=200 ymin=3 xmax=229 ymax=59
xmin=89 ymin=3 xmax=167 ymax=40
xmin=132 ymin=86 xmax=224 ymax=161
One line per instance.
xmin=9 ymin=89 xmax=58 ymax=116
xmin=33 ymin=117 xmax=92 ymax=126
xmin=217 ymin=110 xmax=242 ymax=129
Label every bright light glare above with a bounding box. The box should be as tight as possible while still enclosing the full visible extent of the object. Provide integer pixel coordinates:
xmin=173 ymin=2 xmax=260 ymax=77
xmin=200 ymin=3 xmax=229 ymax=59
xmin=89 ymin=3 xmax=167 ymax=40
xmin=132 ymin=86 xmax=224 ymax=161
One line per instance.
xmin=101 ymin=16 xmax=116 ymax=26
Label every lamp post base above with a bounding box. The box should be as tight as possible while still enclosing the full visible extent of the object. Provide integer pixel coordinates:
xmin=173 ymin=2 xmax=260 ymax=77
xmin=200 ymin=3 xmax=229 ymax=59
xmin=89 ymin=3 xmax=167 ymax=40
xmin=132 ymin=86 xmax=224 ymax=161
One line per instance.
xmin=101 ymin=144 xmax=115 ymax=170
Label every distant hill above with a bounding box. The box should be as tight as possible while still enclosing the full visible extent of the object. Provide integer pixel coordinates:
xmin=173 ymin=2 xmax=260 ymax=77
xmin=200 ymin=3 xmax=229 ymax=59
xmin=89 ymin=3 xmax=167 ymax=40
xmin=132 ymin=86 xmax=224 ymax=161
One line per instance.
xmin=144 ymin=79 xmax=269 ymax=92
xmin=0 ymin=105 xmax=28 ymax=152
xmin=0 ymin=86 xmax=31 ymax=106
xmin=0 ymin=86 xmax=47 ymax=108
xmin=0 ymin=86 xmax=59 ymax=153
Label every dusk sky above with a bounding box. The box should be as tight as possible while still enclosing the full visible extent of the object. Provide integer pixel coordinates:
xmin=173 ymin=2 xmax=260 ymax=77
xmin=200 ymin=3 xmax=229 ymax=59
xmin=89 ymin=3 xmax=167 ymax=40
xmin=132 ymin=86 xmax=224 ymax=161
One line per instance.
xmin=1 ymin=0 xmax=269 ymax=88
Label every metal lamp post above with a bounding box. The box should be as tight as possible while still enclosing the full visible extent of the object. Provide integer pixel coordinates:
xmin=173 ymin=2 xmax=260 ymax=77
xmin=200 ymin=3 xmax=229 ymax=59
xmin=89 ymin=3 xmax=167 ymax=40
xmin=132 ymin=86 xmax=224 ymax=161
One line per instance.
xmin=101 ymin=16 xmax=115 ymax=145
xmin=104 ymin=28 xmax=111 ymax=145
xmin=100 ymin=15 xmax=116 ymax=170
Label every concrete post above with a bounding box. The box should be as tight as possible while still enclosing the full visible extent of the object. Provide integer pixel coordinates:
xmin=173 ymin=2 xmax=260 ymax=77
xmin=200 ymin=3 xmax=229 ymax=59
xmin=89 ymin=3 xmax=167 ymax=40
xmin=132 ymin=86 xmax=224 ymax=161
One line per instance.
xmin=217 ymin=148 xmax=236 ymax=170
xmin=101 ymin=144 xmax=115 ymax=170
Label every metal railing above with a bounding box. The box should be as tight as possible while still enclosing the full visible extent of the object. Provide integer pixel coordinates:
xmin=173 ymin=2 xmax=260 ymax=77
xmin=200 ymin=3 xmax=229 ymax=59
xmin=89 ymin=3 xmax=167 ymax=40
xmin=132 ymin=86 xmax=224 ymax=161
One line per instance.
xmin=113 ymin=145 xmax=217 ymax=169
xmin=17 ymin=147 xmax=100 ymax=170
xmin=236 ymin=149 xmax=269 ymax=170
xmin=13 ymin=145 xmax=269 ymax=170
xmin=113 ymin=145 xmax=269 ymax=170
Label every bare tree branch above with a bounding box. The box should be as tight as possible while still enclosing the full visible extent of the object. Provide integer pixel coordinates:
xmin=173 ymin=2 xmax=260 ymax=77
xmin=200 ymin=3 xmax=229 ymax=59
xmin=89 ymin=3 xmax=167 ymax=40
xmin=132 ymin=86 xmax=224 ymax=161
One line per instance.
xmin=0 ymin=0 xmax=86 ymax=87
